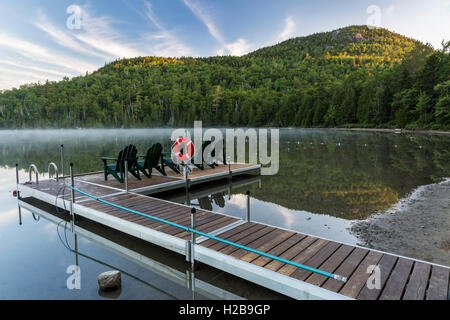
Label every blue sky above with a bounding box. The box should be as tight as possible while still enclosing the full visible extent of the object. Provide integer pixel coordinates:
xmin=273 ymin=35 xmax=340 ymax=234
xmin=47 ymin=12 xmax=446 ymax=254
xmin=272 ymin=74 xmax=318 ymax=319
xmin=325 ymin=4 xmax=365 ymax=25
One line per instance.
xmin=0 ymin=0 xmax=449 ymax=90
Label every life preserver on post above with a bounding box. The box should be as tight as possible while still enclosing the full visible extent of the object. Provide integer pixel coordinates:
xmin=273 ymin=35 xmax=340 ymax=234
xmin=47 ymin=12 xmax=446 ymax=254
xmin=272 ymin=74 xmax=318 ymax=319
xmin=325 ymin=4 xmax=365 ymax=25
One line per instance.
xmin=173 ymin=137 xmax=194 ymax=162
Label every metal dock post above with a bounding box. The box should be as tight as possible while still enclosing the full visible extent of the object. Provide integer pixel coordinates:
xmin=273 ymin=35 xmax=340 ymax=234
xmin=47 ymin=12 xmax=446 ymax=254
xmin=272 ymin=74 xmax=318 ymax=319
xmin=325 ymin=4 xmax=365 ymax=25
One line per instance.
xmin=246 ymin=190 xmax=251 ymax=222
xmin=15 ymin=163 xmax=22 ymax=225
xmin=60 ymin=144 xmax=65 ymax=177
xmin=70 ymin=163 xmax=75 ymax=232
xmin=190 ymin=207 xmax=196 ymax=271
xmin=124 ymin=160 xmax=129 ymax=193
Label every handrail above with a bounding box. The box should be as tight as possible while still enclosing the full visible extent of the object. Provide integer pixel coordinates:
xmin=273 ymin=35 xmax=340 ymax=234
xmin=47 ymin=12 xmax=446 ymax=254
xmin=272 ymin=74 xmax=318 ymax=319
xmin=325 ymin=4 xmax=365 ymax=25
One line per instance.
xmin=68 ymin=185 xmax=347 ymax=282
xmin=48 ymin=162 xmax=59 ymax=182
xmin=28 ymin=164 xmax=39 ymax=184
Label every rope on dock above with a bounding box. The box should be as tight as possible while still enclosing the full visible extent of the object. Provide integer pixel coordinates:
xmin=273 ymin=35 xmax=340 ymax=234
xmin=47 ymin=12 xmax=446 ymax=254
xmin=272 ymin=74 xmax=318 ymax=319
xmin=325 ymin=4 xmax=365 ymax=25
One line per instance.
xmin=68 ymin=186 xmax=347 ymax=283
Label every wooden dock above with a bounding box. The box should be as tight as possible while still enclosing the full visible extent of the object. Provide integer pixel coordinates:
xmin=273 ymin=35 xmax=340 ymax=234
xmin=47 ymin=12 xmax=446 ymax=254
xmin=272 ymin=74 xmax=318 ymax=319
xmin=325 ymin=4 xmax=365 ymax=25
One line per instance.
xmin=17 ymin=163 xmax=450 ymax=300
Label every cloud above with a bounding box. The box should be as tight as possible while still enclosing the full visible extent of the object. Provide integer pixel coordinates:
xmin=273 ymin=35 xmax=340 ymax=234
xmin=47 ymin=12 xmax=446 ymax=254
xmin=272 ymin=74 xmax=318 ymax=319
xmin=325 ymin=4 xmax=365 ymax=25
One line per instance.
xmin=0 ymin=60 xmax=69 ymax=78
xmin=143 ymin=1 xmax=164 ymax=31
xmin=0 ymin=32 xmax=98 ymax=75
xmin=72 ymin=6 xmax=146 ymax=59
xmin=277 ymin=16 xmax=296 ymax=42
xmin=34 ymin=10 xmax=110 ymax=60
xmin=183 ymin=0 xmax=252 ymax=56
xmin=0 ymin=65 xmax=61 ymax=88
xmin=223 ymin=38 xmax=252 ymax=56
xmin=141 ymin=1 xmax=193 ymax=57
xmin=0 ymin=208 xmax=19 ymax=228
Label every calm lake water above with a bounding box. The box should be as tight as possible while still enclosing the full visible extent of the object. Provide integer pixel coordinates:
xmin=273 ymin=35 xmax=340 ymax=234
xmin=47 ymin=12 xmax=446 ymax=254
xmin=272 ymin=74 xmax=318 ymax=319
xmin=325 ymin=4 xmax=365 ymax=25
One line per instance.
xmin=0 ymin=128 xmax=449 ymax=299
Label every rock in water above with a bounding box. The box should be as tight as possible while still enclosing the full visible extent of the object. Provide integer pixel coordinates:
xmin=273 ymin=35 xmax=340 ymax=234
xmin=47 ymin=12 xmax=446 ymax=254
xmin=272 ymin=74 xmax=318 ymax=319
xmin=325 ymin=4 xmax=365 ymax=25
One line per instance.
xmin=97 ymin=270 xmax=121 ymax=291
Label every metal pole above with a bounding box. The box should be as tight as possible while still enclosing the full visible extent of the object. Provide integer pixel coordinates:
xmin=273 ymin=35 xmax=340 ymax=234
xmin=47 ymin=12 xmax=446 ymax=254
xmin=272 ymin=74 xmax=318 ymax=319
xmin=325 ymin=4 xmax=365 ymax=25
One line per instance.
xmin=124 ymin=160 xmax=129 ymax=193
xmin=184 ymin=165 xmax=190 ymax=205
xmin=227 ymin=156 xmax=232 ymax=200
xmin=74 ymin=234 xmax=79 ymax=266
xmin=190 ymin=207 xmax=196 ymax=271
xmin=227 ymin=156 xmax=231 ymax=181
xmin=60 ymin=144 xmax=65 ymax=177
xmin=15 ymin=163 xmax=22 ymax=225
xmin=70 ymin=163 xmax=75 ymax=232
xmin=246 ymin=190 xmax=251 ymax=222
xmin=185 ymin=269 xmax=197 ymax=300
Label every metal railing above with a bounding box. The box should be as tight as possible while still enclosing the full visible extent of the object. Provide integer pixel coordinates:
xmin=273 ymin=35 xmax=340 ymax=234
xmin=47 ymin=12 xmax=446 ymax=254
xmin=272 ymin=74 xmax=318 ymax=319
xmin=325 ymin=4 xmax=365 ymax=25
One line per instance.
xmin=28 ymin=164 xmax=39 ymax=184
xmin=48 ymin=162 xmax=59 ymax=182
xmin=67 ymin=184 xmax=347 ymax=283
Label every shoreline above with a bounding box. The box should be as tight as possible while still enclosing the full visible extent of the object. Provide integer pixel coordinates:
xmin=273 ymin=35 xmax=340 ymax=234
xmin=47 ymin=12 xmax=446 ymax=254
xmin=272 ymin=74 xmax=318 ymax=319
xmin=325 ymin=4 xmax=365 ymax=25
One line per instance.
xmin=0 ymin=127 xmax=449 ymax=135
xmin=334 ymin=127 xmax=450 ymax=136
xmin=351 ymin=178 xmax=450 ymax=266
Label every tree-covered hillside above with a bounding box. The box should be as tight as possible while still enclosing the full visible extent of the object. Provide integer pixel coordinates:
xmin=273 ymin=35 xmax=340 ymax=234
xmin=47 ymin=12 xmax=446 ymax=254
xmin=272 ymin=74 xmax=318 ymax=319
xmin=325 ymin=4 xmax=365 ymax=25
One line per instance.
xmin=0 ymin=25 xmax=449 ymax=129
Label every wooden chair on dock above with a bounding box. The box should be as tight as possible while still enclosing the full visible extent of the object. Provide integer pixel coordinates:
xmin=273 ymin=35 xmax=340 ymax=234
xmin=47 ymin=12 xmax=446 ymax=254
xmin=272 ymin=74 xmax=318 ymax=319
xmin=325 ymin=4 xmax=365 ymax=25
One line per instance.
xmin=137 ymin=143 xmax=167 ymax=178
xmin=192 ymin=140 xmax=227 ymax=170
xmin=161 ymin=153 xmax=182 ymax=174
xmin=102 ymin=144 xmax=141 ymax=183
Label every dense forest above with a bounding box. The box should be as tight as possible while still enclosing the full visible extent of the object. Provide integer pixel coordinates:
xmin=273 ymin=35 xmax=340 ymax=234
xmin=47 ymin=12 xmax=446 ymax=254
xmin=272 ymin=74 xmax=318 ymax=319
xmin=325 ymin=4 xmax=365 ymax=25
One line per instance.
xmin=0 ymin=25 xmax=449 ymax=130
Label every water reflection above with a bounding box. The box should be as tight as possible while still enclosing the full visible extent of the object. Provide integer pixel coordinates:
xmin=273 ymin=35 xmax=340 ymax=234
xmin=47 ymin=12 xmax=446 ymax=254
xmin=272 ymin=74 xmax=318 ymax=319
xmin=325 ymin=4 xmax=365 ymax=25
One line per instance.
xmin=1 ymin=129 xmax=448 ymax=220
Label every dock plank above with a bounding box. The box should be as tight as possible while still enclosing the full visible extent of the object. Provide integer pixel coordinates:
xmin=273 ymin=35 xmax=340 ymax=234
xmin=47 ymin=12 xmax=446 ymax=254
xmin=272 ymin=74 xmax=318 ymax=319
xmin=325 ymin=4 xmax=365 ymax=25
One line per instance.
xmin=276 ymin=239 xmax=329 ymax=276
xmin=200 ymin=222 xmax=256 ymax=248
xmin=250 ymin=233 xmax=307 ymax=267
xmin=403 ymin=262 xmax=431 ymax=300
xmin=426 ymin=266 xmax=449 ymax=300
xmin=321 ymin=247 xmax=368 ymax=293
xmin=305 ymin=244 xmax=354 ymax=286
xmin=357 ymin=254 xmax=397 ymax=300
xmin=264 ymin=236 xmax=318 ymax=272
xmin=206 ymin=224 xmax=266 ymax=251
xmin=379 ymin=258 xmax=414 ymax=300
xmin=339 ymin=251 xmax=383 ymax=298
xmin=239 ymin=230 xmax=296 ymax=263
xmin=229 ymin=229 xmax=289 ymax=259
xmin=218 ymin=226 xmax=275 ymax=256
xmin=290 ymin=242 xmax=342 ymax=281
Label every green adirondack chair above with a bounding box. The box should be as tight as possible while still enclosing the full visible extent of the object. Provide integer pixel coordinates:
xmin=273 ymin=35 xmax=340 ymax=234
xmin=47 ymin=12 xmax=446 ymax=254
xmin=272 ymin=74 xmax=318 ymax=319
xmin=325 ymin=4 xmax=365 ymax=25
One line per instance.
xmin=137 ymin=143 xmax=167 ymax=178
xmin=161 ymin=152 xmax=181 ymax=174
xmin=102 ymin=144 xmax=141 ymax=183
xmin=193 ymin=140 xmax=227 ymax=170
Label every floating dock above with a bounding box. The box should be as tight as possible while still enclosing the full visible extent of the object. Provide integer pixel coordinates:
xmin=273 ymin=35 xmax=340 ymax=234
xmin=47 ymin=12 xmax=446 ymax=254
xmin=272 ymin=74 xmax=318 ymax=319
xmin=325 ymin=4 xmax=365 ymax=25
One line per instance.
xmin=17 ymin=163 xmax=450 ymax=300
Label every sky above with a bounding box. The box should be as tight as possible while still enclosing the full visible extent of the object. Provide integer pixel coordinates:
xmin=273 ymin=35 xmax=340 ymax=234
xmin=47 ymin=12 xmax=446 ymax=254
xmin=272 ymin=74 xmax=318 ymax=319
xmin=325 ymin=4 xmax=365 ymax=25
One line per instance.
xmin=0 ymin=0 xmax=449 ymax=90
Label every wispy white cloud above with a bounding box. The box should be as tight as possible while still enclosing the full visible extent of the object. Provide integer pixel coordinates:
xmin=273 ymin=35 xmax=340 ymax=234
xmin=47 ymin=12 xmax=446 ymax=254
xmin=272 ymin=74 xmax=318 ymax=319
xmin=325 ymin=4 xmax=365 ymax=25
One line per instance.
xmin=222 ymin=38 xmax=252 ymax=56
xmin=73 ymin=6 xmax=146 ymax=59
xmin=0 ymin=60 xmax=71 ymax=78
xmin=0 ymin=65 xmax=61 ymax=83
xmin=0 ymin=32 xmax=98 ymax=75
xmin=34 ymin=10 xmax=110 ymax=60
xmin=142 ymin=1 xmax=193 ymax=57
xmin=277 ymin=16 xmax=297 ymax=42
xmin=143 ymin=1 xmax=164 ymax=31
xmin=183 ymin=0 xmax=252 ymax=56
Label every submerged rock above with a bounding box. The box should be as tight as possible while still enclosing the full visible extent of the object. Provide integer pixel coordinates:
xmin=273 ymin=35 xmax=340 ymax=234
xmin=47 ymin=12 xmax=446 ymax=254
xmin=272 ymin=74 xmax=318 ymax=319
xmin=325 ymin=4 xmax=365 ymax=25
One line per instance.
xmin=98 ymin=270 xmax=121 ymax=291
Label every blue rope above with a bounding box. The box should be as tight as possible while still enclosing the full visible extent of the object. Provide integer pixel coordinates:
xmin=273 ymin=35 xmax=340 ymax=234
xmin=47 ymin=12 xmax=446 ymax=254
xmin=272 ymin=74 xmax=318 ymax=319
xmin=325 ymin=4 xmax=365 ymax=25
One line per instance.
xmin=70 ymin=186 xmax=347 ymax=282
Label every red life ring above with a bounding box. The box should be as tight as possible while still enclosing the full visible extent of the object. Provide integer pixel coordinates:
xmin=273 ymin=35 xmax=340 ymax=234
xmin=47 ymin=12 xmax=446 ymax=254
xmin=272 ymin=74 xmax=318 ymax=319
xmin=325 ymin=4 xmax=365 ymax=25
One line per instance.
xmin=173 ymin=137 xmax=194 ymax=162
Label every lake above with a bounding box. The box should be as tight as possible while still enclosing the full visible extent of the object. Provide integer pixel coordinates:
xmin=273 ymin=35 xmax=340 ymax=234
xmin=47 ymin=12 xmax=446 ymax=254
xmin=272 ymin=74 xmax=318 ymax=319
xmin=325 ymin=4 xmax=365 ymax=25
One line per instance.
xmin=0 ymin=128 xmax=449 ymax=299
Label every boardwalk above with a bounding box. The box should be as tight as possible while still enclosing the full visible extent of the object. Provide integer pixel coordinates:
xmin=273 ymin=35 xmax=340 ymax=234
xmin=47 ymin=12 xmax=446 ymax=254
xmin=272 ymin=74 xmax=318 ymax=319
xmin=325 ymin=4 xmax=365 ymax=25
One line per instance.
xmin=17 ymin=163 xmax=450 ymax=300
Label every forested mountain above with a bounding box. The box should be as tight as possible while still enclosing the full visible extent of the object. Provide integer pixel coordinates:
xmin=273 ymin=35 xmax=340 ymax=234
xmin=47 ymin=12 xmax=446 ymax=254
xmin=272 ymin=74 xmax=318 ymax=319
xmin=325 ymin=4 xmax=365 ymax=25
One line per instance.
xmin=0 ymin=25 xmax=449 ymax=129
